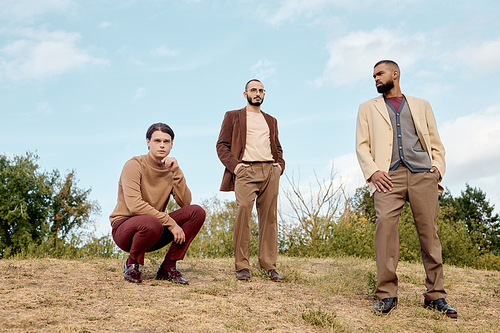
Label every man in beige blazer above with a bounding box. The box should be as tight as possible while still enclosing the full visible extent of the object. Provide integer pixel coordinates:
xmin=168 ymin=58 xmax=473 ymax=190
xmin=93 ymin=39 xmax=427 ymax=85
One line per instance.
xmin=217 ymin=79 xmax=285 ymax=281
xmin=356 ymin=60 xmax=457 ymax=317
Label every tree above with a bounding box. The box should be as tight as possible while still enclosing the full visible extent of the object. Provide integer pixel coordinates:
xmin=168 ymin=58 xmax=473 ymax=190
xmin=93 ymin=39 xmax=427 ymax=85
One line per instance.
xmin=0 ymin=152 xmax=100 ymax=258
xmin=0 ymin=153 xmax=52 ymax=257
xmin=455 ymin=184 xmax=500 ymax=254
xmin=349 ymin=185 xmax=376 ymax=223
xmin=49 ymin=170 xmax=100 ymax=241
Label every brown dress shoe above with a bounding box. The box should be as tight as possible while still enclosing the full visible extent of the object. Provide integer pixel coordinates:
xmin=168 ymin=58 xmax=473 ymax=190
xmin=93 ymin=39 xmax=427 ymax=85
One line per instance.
xmin=267 ymin=269 xmax=283 ymax=282
xmin=156 ymin=266 xmax=189 ymax=285
xmin=236 ymin=268 xmax=251 ymax=280
xmin=123 ymin=262 xmax=142 ymax=283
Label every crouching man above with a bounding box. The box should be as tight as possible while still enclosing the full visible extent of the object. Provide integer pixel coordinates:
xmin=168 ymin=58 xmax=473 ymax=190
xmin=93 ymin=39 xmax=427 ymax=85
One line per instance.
xmin=110 ymin=123 xmax=205 ymax=284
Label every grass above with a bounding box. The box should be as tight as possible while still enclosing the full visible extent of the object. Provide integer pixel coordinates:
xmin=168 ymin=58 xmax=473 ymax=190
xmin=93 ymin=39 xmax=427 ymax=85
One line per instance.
xmin=0 ymin=255 xmax=499 ymax=332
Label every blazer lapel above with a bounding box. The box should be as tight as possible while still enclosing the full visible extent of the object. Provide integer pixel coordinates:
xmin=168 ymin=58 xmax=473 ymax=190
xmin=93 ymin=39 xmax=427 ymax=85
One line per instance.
xmin=373 ymin=95 xmax=391 ymax=125
xmin=238 ymin=107 xmax=247 ymax=154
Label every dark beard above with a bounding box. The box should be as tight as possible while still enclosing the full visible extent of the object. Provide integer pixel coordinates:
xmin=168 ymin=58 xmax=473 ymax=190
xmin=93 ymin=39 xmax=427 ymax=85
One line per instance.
xmin=247 ymin=95 xmax=264 ymax=106
xmin=376 ymin=80 xmax=394 ymax=94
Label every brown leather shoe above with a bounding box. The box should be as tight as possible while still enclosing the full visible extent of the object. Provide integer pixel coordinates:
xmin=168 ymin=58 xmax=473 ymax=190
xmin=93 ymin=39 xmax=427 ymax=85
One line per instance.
xmin=156 ymin=266 xmax=189 ymax=285
xmin=267 ymin=269 xmax=283 ymax=282
xmin=236 ymin=268 xmax=251 ymax=280
xmin=123 ymin=262 xmax=142 ymax=283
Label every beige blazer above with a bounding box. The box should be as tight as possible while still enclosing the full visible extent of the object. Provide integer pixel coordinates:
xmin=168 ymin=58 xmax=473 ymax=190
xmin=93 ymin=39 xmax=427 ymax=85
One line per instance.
xmin=356 ymin=94 xmax=446 ymax=195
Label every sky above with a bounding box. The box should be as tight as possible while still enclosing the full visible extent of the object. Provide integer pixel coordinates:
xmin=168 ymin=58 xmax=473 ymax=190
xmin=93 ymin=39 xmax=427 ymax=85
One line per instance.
xmin=1 ymin=0 xmax=500 ymax=237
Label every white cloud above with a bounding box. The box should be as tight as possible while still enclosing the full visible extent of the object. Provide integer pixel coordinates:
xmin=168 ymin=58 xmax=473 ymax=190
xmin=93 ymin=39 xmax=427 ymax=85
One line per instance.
xmin=250 ymin=59 xmax=276 ymax=80
xmin=134 ymin=87 xmax=146 ymax=100
xmin=0 ymin=27 xmax=108 ymax=83
xmin=151 ymin=45 xmax=180 ymax=57
xmin=457 ymin=35 xmax=500 ymax=73
xmin=0 ymin=0 xmax=76 ymax=22
xmin=313 ymin=28 xmax=426 ymax=87
xmin=36 ymin=102 xmax=53 ymax=116
xmin=258 ymin=0 xmax=332 ymax=26
xmin=419 ymin=82 xmax=454 ymax=96
xmin=440 ymin=101 xmax=500 ymax=187
xmin=99 ymin=22 xmax=112 ymax=29
xmin=258 ymin=0 xmax=419 ymax=26
xmin=82 ymin=105 xmax=94 ymax=113
xmin=129 ymin=57 xmax=146 ymax=66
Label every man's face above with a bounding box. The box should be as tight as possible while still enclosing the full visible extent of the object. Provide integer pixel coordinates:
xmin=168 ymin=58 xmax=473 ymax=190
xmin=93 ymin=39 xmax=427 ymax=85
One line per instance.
xmin=147 ymin=131 xmax=173 ymax=160
xmin=373 ymin=63 xmax=395 ymax=94
xmin=244 ymin=81 xmax=265 ymax=106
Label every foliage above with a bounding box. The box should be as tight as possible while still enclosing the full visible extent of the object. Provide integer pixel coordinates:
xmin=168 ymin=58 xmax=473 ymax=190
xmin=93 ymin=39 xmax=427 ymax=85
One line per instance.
xmin=278 ymin=170 xmax=500 ymax=270
xmin=13 ymin=233 xmax=123 ymax=260
xmin=455 ymin=184 xmax=500 ymax=254
xmin=188 ymin=196 xmax=258 ymax=258
xmin=0 ymin=152 xmax=100 ymax=258
xmin=146 ymin=196 xmax=258 ymax=260
xmin=350 ymin=184 xmax=376 ymax=223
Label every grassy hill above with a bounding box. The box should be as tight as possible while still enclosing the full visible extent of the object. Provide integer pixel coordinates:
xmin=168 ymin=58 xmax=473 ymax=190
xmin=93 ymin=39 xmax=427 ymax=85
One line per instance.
xmin=1 ymin=256 xmax=499 ymax=332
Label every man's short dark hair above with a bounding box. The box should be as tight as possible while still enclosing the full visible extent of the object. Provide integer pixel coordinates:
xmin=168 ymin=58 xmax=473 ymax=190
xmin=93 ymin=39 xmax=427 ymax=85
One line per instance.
xmin=146 ymin=123 xmax=175 ymax=141
xmin=374 ymin=60 xmax=400 ymax=71
xmin=245 ymin=79 xmax=262 ymax=92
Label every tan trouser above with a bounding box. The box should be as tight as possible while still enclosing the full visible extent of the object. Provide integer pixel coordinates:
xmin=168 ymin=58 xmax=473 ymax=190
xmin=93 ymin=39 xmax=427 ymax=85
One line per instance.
xmin=234 ymin=162 xmax=280 ymax=271
xmin=373 ymin=164 xmax=446 ymax=301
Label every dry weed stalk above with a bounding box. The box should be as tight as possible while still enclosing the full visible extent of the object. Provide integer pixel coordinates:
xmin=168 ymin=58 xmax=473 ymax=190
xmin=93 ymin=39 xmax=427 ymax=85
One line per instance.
xmin=279 ymin=164 xmax=347 ymax=242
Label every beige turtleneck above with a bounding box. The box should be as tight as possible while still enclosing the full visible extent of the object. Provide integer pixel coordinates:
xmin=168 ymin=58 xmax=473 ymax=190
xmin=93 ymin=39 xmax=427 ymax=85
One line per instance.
xmin=109 ymin=153 xmax=192 ymax=230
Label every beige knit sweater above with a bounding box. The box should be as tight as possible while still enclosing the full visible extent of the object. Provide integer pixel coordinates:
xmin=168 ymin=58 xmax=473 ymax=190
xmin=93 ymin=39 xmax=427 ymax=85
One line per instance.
xmin=109 ymin=153 xmax=192 ymax=230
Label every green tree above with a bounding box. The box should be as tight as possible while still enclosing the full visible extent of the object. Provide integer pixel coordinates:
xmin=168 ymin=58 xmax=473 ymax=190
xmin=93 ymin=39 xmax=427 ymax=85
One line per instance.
xmin=49 ymin=170 xmax=100 ymax=241
xmin=455 ymin=184 xmax=500 ymax=254
xmin=0 ymin=152 xmax=100 ymax=258
xmin=0 ymin=153 xmax=52 ymax=257
xmin=350 ymin=184 xmax=376 ymax=223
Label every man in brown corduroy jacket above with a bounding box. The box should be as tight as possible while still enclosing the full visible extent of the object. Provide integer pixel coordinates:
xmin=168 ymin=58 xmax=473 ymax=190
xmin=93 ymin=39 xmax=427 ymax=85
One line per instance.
xmin=216 ymin=79 xmax=285 ymax=282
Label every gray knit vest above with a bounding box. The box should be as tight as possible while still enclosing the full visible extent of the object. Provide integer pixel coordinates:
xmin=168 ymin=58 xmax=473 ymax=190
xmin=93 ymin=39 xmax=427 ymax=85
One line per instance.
xmin=387 ymin=97 xmax=432 ymax=172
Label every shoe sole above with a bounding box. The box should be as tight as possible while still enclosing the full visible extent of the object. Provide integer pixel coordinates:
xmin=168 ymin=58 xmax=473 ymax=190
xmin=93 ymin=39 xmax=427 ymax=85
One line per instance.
xmin=124 ymin=276 xmax=142 ymax=283
xmin=423 ymin=305 xmax=458 ymax=318
xmin=236 ymin=274 xmax=251 ymax=281
xmin=372 ymin=305 xmax=397 ymax=315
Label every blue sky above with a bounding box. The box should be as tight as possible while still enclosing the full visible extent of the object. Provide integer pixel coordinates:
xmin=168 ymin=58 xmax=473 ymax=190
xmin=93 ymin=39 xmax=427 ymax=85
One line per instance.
xmin=1 ymin=0 xmax=500 ymax=236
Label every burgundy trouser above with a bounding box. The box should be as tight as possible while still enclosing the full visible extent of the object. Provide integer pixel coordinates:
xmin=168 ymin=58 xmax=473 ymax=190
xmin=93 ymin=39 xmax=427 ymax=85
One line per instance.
xmin=112 ymin=205 xmax=205 ymax=265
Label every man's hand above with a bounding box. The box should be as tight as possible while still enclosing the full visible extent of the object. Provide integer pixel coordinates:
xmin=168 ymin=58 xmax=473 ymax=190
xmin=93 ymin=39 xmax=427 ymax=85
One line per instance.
xmin=273 ymin=163 xmax=282 ymax=173
xmin=234 ymin=163 xmax=249 ymax=174
xmin=370 ymin=170 xmax=393 ymax=193
xmin=171 ymin=225 xmax=185 ymax=244
xmin=430 ymin=166 xmax=441 ymax=179
xmin=161 ymin=157 xmax=178 ymax=170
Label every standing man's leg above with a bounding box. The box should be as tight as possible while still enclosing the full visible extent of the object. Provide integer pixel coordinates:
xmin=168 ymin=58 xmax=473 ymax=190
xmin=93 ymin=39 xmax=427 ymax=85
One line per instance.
xmin=407 ymin=171 xmax=446 ymax=300
xmin=234 ymin=166 xmax=259 ymax=273
xmin=373 ymin=165 xmax=407 ymax=300
xmin=255 ymin=163 xmax=280 ymax=272
xmin=408 ymin=170 xmax=457 ymax=317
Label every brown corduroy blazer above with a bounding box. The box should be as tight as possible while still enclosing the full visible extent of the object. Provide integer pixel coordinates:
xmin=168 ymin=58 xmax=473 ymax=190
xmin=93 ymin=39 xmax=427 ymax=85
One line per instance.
xmin=216 ymin=107 xmax=285 ymax=191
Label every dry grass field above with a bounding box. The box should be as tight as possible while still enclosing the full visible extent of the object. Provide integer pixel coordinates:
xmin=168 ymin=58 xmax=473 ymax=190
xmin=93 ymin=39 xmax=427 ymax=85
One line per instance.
xmin=1 ymin=256 xmax=499 ymax=332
